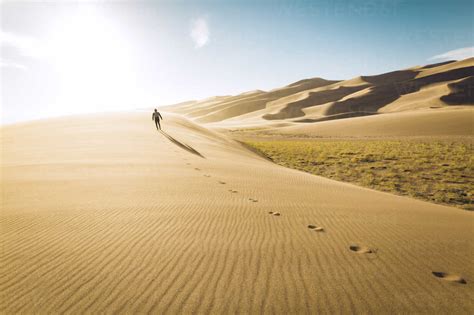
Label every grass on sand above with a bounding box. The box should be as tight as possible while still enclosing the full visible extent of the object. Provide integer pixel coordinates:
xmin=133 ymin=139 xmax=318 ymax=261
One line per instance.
xmin=245 ymin=139 xmax=473 ymax=210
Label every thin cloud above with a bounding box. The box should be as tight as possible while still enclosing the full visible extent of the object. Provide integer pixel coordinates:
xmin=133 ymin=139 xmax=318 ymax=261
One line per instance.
xmin=190 ymin=17 xmax=209 ymax=48
xmin=429 ymin=47 xmax=474 ymax=61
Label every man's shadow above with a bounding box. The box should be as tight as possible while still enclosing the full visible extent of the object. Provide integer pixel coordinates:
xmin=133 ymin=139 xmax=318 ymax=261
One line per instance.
xmin=159 ymin=130 xmax=205 ymax=158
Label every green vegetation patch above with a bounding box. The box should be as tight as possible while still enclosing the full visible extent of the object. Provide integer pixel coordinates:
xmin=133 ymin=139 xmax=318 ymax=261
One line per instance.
xmin=245 ymin=140 xmax=473 ymax=210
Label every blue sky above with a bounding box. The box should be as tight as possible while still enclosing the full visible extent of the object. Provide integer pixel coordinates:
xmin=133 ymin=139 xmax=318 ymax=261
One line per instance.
xmin=1 ymin=0 xmax=473 ymax=123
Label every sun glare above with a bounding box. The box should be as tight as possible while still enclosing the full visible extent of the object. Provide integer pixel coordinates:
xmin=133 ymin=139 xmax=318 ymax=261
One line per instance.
xmin=47 ymin=6 xmax=137 ymax=114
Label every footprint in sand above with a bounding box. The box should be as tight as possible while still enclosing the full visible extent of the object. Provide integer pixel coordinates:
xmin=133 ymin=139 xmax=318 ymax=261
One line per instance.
xmin=186 ymin=163 xmax=191 ymax=165
xmin=228 ymin=189 xmax=238 ymax=193
xmin=349 ymin=244 xmax=376 ymax=254
xmin=248 ymin=198 xmax=258 ymax=202
xmin=307 ymin=225 xmax=324 ymax=232
xmin=268 ymin=211 xmax=281 ymax=216
xmin=203 ymin=174 xmax=211 ymax=177
xmin=218 ymin=181 xmax=226 ymax=185
xmin=194 ymin=168 xmax=201 ymax=171
xmin=432 ymin=272 xmax=467 ymax=284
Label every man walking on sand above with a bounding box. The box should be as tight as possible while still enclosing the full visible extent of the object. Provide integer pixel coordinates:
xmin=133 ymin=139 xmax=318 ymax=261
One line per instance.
xmin=152 ymin=108 xmax=163 ymax=130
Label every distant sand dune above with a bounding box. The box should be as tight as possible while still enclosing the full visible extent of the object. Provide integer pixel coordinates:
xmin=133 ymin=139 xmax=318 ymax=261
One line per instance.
xmin=166 ymin=58 xmax=473 ymax=134
xmin=361 ymin=69 xmax=418 ymax=85
xmin=441 ymin=76 xmax=474 ymax=105
xmin=168 ymin=78 xmax=337 ymax=123
xmin=1 ymin=112 xmax=473 ymax=313
xmin=277 ymin=107 xmax=473 ymax=137
xmin=263 ymin=85 xmax=369 ymax=120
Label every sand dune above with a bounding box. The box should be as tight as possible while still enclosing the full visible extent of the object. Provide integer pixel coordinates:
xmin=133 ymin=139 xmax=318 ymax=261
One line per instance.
xmin=1 ymin=112 xmax=473 ymax=313
xmin=166 ymin=58 xmax=473 ymax=134
xmin=441 ymin=76 xmax=474 ymax=105
xmin=167 ymin=78 xmax=337 ymax=123
xmin=276 ymin=107 xmax=474 ymax=137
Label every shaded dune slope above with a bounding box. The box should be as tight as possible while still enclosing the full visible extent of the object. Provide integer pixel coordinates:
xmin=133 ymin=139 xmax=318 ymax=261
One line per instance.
xmin=167 ymin=78 xmax=337 ymax=123
xmin=441 ymin=76 xmax=474 ymax=104
xmin=1 ymin=113 xmax=473 ymax=313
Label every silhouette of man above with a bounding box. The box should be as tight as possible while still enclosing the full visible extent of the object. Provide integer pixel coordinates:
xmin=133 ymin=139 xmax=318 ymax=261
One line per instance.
xmin=152 ymin=109 xmax=163 ymax=130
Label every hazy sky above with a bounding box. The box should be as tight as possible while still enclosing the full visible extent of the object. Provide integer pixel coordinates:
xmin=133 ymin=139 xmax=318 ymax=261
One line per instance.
xmin=1 ymin=0 xmax=473 ymax=124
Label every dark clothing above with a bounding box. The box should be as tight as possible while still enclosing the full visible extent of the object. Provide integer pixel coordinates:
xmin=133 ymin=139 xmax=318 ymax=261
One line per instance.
xmin=152 ymin=112 xmax=162 ymax=121
xmin=152 ymin=111 xmax=163 ymax=130
xmin=151 ymin=112 xmax=163 ymax=130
